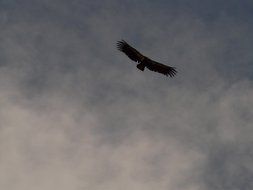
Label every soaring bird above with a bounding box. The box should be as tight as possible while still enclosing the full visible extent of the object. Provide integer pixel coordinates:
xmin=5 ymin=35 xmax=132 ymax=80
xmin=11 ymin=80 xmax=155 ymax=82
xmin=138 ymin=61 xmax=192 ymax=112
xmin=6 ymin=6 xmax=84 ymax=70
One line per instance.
xmin=117 ymin=40 xmax=177 ymax=77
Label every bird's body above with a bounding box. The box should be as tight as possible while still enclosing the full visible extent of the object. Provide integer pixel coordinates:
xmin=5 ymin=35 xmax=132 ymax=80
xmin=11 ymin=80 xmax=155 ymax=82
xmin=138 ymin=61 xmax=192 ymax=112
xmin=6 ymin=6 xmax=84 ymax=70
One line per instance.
xmin=117 ymin=40 xmax=177 ymax=77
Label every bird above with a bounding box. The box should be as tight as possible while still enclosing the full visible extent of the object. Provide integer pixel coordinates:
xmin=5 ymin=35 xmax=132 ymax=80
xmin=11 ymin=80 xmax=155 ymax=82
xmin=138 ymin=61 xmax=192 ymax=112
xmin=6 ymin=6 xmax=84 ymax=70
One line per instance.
xmin=117 ymin=40 xmax=177 ymax=77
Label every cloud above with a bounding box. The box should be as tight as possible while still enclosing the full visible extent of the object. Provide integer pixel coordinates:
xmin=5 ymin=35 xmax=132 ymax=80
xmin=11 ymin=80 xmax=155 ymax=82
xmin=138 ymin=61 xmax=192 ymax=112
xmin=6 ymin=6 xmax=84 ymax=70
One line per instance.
xmin=0 ymin=1 xmax=253 ymax=190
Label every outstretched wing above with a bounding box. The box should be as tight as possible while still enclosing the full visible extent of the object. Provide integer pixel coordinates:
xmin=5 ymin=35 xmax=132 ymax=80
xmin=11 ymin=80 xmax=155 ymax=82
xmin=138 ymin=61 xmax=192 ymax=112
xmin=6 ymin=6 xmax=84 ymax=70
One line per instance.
xmin=117 ymin=40 xmax=144 ymax=63
xmin=145 ymin=59 xmax=177 ymax=77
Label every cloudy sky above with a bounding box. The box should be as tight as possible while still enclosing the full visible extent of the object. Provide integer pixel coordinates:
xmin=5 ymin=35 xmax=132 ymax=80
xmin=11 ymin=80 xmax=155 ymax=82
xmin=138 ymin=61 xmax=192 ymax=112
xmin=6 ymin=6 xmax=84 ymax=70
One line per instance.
xmin=0 ymin=0 xmax=253 ymax=190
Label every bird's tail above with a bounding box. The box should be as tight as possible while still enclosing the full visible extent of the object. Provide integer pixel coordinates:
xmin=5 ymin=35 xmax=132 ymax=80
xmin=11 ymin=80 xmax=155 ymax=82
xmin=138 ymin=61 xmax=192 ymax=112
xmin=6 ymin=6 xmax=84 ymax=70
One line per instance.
xmin=136 ymin=63 xmax=145 ymax=71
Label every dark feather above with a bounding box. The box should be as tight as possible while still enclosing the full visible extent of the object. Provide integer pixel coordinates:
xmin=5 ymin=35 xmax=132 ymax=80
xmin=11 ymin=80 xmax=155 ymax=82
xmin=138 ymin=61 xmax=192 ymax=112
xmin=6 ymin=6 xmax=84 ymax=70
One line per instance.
xmin=117 ymin=40 xmax=144 ymax=63
xmin=145 ymin=59 xmax=177 ymax=77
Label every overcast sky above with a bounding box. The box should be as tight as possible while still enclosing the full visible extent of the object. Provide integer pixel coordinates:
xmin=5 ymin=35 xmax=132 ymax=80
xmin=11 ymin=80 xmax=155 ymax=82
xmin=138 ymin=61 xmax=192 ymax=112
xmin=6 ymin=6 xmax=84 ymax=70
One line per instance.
xmin=0 ymin=0 xmax=253 ymax=190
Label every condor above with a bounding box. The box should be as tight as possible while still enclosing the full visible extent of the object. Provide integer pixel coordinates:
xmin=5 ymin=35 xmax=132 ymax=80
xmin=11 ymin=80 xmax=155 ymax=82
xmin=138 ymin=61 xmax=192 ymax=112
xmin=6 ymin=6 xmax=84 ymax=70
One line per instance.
xmin=117 ymin=40 xmax=177 ymax=77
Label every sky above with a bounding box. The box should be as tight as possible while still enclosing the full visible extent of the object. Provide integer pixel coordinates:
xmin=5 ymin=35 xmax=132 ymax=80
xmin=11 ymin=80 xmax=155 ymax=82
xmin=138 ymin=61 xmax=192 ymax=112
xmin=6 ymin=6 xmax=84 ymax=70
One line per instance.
xmin=0 ymin=0 xmax=253 ymax=190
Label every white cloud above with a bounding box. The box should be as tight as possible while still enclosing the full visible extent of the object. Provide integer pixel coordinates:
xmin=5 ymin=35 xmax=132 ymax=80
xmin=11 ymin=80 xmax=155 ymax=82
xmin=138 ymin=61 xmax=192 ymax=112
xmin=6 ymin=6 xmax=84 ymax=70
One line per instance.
xmin=0 ymin=1 xmax=253 ymax=190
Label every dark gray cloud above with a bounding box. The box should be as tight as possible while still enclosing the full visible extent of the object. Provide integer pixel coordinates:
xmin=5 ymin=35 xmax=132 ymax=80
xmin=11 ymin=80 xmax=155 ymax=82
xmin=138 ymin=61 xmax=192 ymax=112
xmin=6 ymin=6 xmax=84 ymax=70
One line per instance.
xmin=0 ymin=1 xmax=253 ymax=190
